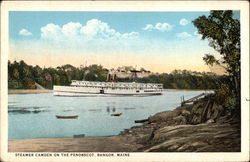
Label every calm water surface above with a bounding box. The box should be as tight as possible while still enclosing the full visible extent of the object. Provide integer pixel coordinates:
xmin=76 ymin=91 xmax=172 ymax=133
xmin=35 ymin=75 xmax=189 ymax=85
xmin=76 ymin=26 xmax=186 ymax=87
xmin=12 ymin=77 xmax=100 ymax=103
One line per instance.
xmin=8 ymin=90 xmax=207 ymax=139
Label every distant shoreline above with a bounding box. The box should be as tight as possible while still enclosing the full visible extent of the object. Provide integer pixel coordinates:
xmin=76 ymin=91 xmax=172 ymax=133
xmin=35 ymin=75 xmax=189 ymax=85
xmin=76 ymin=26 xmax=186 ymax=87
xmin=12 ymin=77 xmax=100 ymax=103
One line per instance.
xmin=163 ymin=89 xmax=213 ymax=92
xmin=8 ymin=89 xmax=53 ymax=94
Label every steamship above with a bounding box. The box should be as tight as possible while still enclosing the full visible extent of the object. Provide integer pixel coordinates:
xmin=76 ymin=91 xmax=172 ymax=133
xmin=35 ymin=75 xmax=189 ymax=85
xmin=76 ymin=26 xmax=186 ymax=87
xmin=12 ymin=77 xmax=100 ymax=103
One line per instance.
xmin=53 ymin=71 xmax=163 ymax=97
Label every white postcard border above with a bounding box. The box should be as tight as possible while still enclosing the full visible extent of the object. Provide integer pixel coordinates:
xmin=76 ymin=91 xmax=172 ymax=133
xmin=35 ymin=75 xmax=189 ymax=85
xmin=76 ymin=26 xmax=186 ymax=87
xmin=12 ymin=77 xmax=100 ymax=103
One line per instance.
xmin=1 ymin=1 xmax=249 ymax=162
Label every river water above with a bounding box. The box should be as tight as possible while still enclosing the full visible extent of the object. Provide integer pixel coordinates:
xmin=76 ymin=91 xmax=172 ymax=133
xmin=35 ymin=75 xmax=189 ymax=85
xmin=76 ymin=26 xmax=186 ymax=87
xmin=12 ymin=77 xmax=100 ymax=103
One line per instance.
xmin=8 ymin=90 xmax=207 ymax=139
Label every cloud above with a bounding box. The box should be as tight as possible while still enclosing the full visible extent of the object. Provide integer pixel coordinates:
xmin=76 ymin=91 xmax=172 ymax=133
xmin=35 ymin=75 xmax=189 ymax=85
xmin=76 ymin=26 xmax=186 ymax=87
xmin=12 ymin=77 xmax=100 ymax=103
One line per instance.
xmin=80 ymin=19 xmax=139 ymax=39
xmin=80 ymin=19 xmax=116 ymax=38
xmin=121 ymin=31 xmax=139 ymax=39
xmin=62 ymin=22 xmax=82 ymax=38
xmin=143 ymin=22 xmax=173 ymax=32
xmin=176 ymin=32 xmax=192 ymax=39
xmin=143 ymin=24 xmax=154 ymax=31
xmin=19 ymin=29 xmax=32 ymax=36
xmin=41 ymin=24 xmax=62 ymax=40
xmin=193 ymin=31 xmax=203 ymax=39
xmin=40 ymin=19 xmax=139 ymax=41
xmin=193 ymin=31 xmax=198 ymax=35
xmin=179 ymin=18 xmax=189 ymax=26
xmin=155 ymin=23 xmax=173 ymax=32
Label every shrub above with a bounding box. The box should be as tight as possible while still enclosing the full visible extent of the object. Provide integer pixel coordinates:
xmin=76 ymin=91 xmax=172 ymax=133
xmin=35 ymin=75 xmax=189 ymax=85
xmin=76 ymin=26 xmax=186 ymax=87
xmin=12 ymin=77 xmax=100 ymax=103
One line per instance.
xmin=215 ymin=84 xmax=232 ymax=103
xmin=224 ymin=96 xmax=237 ymax=110
xmin=23 ymin=77 xmax=36 ymax=89
xmin=8 ymin=79 xmax=23 ymax=89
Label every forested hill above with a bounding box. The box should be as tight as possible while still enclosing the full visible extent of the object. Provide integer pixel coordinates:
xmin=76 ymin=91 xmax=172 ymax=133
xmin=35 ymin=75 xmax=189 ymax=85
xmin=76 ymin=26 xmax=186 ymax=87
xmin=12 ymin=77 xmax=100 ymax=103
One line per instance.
xmin=8 ymin=60 xmax=228 ymax=90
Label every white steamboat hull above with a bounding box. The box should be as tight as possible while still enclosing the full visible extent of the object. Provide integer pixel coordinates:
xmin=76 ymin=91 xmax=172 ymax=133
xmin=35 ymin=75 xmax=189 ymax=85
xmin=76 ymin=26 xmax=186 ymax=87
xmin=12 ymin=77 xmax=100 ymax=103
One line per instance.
xmin=53 ymin=85 xmax=162 ymax=97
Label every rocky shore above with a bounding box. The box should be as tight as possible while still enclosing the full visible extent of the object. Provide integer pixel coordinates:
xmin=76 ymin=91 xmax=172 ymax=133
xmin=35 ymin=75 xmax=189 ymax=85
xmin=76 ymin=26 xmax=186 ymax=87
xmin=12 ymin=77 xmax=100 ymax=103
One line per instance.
xmin=9 ymin=95 xmax=240 ymax=152
xmin=119 ymin=95 xmax=241 ymax=152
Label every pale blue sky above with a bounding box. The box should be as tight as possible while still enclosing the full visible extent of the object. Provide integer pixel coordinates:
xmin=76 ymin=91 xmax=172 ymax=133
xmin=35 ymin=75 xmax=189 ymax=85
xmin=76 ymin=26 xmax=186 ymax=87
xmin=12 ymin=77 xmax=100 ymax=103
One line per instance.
xmin=9 ymin=11 xmax=240 ymax=73
xmin=10 ymin=12 xmax=209 ymax=40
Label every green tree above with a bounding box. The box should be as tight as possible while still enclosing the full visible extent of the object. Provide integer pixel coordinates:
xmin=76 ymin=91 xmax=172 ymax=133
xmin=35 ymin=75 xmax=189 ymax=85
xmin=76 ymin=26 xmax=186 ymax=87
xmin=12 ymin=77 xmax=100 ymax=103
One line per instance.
xmin=193 ymin=10 xmax=240 ymax=108
xmin=23 ymin=77 xmax=36 ymax=89
xmin=13 ymin=68 xmax=20 ymax=80
xmin=8 ymin=79 xmax=23 ymax=89
xmin=84 ymin=65 xmax=107 ymax=81
xmin=53 ymin=74 xmax=61 ymax=85
xmin=23 ymin=66 xmax=31 ymax=78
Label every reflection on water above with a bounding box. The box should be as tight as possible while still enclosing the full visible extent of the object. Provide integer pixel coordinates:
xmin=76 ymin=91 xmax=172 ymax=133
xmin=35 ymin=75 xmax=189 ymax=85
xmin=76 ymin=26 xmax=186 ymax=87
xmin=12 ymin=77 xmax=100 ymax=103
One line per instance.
xmin=124 ymin=107 xmax=136 ymax=110
xmin=106 ymin=106 xmax=110 ymax=113
xmin=8 ymin=106 xmax=50 ymax=114
xmin=62 ymin=109 xmax=73 ymax=112
xmin=8 ymin=91 xmax=208 ymax=139
xmin=106 ymin=106 xmax=116 ymax=113
xmin=88 ymin=109 xmax=102 ymax=112
xmin=8 ymin=106 xmax=50 ymax=109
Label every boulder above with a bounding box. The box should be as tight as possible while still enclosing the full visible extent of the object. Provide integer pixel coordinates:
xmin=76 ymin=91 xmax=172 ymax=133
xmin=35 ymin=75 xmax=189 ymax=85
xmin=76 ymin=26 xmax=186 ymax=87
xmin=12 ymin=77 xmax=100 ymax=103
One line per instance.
xmin=206 ymin=119 xmax=215 ymax=124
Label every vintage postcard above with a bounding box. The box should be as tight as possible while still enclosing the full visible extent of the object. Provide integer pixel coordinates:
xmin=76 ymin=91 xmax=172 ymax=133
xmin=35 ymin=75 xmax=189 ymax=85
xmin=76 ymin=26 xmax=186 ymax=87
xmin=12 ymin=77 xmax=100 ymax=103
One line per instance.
xmin=1 ymin=1 xmax=249 ymax=162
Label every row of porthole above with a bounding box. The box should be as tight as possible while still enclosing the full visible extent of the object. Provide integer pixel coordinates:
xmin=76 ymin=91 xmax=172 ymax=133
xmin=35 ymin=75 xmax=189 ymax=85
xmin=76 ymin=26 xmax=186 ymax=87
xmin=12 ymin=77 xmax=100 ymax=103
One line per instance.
xmin=73 ymin=82 xmax=158 ymax=87
xmin=72 ymin=86 xmax=157 ymax=90
xmin=75 ymin=85 xmax=156 ymax=88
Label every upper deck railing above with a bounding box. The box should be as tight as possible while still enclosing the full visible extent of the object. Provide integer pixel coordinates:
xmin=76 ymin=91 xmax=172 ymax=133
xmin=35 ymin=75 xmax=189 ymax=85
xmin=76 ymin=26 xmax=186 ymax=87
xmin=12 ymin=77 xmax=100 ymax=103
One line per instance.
xmin=71 ymin=80 xmax=163 ymax=89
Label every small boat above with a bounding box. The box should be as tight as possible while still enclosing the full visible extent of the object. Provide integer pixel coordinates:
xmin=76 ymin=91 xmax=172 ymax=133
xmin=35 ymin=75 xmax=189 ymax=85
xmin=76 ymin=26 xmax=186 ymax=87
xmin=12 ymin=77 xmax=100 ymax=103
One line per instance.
xmin=135 ymin=119 xmax=149 ymax=123
xmin=73 ymin=134 xmax=85 ymax=138
xmin=56 ymin=115 xmax=79 ymax=119
xmin=111 ymin=113 xmax=122 ymax=116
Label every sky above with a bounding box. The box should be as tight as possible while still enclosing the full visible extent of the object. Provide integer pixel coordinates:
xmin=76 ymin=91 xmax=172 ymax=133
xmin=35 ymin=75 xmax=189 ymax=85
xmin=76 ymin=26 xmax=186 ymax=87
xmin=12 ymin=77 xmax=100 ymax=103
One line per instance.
xmin=9 ymin=11 xmax=238 ymax=73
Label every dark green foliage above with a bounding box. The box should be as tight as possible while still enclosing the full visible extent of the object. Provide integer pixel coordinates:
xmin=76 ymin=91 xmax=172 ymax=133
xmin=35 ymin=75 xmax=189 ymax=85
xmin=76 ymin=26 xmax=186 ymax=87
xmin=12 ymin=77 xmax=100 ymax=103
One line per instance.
xmin=193 ymin=10 xmax=240 ymax=110
xmin=224 ymin=96 xmax=236 ymax=111
xmin=23 ymin=77 xmax=36 ymax=89
xmin=119 ymin=70 xmax=227 ymax=90
xmin=8 ymin=79 xmax=23 ymax=89
xmin=83 ymin=64 xmax=107 ymax=81
xmin=8 ymin=60 xmax=108 ymax=89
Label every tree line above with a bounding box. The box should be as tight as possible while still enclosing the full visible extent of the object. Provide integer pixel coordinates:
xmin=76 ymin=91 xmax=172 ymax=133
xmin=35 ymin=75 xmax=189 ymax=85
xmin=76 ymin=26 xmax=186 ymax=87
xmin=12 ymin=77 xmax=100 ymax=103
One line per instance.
xmin=8 ymin=60 xmax=107 ymax=89
xmin=8 ymin=60 xmax=227 ymax=90
xmin=121 ymin=70 xmax=228 ymax=90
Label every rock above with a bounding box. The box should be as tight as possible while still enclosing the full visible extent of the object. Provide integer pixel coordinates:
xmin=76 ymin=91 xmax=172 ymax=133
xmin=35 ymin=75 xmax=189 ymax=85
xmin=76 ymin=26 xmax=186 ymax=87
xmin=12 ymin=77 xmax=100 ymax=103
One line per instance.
xmin=201 ymin=100 xmax=210 ymax=122
xmin=177 ymin=144 xmax=190 ymax=151
xmin=191 ymin=102 xmax=204 ymax=113
xmin=168 ymin=144 xmax=180 ymax=150
xmin=173 ymin=115 xmax=187 ymax=124
xmin=120 ymin=95 xmax=240 ymax=152
xmin=144 ymin=121 xmax=240 ymax=152
xmin=191 ymin=141 xmax=207 ymax=147
xmin=181 ymin=110 xmax=191 ymax=116
xmin=206 ymin=119 xmax=215 ymax=124
xmin=191 ymin=115 xmax=198 ymax=124
xmin=210 ymin=103 xmax=224 ymax=120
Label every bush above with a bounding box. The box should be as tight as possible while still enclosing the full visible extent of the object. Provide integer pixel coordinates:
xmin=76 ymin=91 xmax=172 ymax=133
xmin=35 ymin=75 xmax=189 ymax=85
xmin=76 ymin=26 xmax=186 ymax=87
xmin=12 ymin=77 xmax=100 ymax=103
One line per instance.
xmin=215 ymin=84 xmax=232 ymax=104
xmin=23 ymin=77 xmax=36 ymax=89
xmin=8 ymin=79 xmax=23 ymax=89
xmin=215 ymin=84 xmax=239 ymax=112
xmin=224 ymin=96 xmax=236 ymax=110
